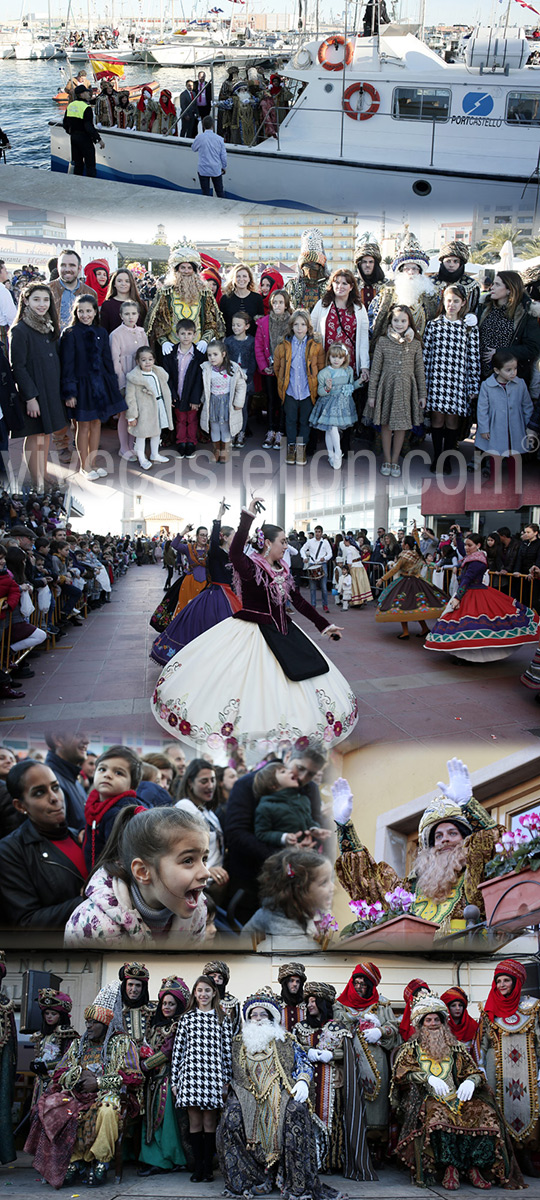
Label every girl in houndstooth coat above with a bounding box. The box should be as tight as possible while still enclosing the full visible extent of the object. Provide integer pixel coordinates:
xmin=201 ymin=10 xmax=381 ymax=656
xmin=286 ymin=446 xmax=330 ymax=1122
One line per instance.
xmin=171 ymin=976 xmax=233 ymax=1182
xmin=423 ymin=284 xmax=480 ymax=475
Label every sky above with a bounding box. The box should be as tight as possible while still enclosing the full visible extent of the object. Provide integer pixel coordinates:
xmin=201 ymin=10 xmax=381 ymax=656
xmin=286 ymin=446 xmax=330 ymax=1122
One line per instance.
xmin=0 ymin=0 xmax=524 ymax=31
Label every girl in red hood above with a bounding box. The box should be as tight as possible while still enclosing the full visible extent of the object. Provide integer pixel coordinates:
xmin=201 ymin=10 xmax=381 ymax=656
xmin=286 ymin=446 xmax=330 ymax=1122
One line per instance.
xmin=259 ymin=268 xmax=284 ymax=316
xmin=201 ymin=266 xmax=222 ymax=305
xmin=84 ymin=260 xmax=110 ymax=307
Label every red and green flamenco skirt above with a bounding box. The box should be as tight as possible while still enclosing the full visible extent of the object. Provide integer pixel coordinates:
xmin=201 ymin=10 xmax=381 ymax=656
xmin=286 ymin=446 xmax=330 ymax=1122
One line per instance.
xmin=425 ymin=586 xmax=539 ymax=661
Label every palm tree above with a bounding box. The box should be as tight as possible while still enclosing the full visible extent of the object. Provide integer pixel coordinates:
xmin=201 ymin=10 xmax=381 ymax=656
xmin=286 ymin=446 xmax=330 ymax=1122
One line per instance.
xmin=524 ymin=235 xmax=540 ymax=258
xmin=474 ymin=225 xmax=529 ymax=262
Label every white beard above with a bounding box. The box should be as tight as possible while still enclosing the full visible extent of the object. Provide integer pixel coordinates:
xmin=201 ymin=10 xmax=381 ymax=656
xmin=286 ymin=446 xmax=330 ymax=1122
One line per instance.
xmin=242 ymin=1020 xmax=286 ymax=1054
xmin=393 ymin=272 xmax=435 ymax=307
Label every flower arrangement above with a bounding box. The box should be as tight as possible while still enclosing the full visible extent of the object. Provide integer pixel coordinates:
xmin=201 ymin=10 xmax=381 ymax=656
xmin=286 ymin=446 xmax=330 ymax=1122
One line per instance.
xmin=340 ymin=886 xmax=415 ymax=938
xmin=485 ymin=812 xmax=540 ymax=879
xmin=313 ymin=911 xmax=339 ymax=950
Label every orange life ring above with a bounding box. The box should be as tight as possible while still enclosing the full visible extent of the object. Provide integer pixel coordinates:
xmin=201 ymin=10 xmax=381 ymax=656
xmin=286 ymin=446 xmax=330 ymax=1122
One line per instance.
xmin=343 ymin=81 xmax=380 ymax=120
xmin=318 ymin=35 xmax=354 ymax=71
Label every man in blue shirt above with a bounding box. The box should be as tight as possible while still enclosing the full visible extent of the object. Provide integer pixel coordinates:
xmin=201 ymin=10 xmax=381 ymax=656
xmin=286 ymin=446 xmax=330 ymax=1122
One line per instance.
xmin=191 ymin=116 xmax=227 ymax=198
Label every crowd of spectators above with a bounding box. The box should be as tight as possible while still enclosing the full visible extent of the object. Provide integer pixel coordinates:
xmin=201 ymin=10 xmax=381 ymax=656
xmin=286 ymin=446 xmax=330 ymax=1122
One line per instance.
xmin=0 ymin=734 xmax=335 ymax=945
xmin=2 ymin=224 xmax=538 ymax=482
xmin=0 ymin=488 xmax=132 ymax=699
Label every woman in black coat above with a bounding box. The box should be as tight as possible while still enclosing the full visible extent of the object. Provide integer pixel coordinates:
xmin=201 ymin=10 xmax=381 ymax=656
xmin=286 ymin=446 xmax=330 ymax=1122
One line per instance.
xmin=59 ymin=292 xmax=126 ymax=479
xmin=0 ymin=760 xmax=88 ymax=931
xmin=478 ymin=271 xmax=540 ymax=382
xmin=9 ymin=282 xmax=67 ymax=489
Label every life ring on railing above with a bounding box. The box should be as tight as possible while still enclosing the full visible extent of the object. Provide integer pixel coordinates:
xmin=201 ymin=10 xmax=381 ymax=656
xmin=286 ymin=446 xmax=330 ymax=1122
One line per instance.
xmin=293 ymin=47 xmax=313 ymax=68
xmin=318 ymin=35 xmax=354 ymax=71
xmin=343 ymin=81 xmax=380 ymax=120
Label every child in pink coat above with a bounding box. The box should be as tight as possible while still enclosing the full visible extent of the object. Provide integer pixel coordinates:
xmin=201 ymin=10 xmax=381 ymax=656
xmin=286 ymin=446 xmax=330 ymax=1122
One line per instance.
xmin=109 ymin=300 xmax=149 ymax=461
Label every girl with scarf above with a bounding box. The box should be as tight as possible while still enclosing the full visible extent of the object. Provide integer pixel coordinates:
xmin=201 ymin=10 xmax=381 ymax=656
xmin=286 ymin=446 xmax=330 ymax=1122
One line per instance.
xmin=82 ymin=744 xmax=141 ymax=871
xmin=9 ymin=282 xmax=67 ymax=489
xmin=152 ymin=497 xmax=357 ymax=752
xmin=83 ymin=259 xmax=110 ymax=306
xmin=479 ymin=959 xmax=540 ymax=1172
xmin=138 ymin=976 xmax=190 ymax=1176
xmin=259 ymin=267 xmax=284 ymax=316
xmin=425 ymin=532 xmax=539 ymax=662
xmin=441 ymin=986 xmax=478 ymax=1058
xmin=255 ymin=287 xmax=291 ymax=450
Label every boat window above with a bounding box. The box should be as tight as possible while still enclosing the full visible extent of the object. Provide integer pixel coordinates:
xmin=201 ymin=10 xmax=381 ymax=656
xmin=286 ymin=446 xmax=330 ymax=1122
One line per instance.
xmin=392 ymin=87 xmax=451 ymax=122
xmin=506 ymin=91 xmax=540 ymax=126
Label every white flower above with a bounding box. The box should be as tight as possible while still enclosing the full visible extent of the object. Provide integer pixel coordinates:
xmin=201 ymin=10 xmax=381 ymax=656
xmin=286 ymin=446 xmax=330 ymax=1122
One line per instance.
xmin=464 ymin=313 xmax=478 ymax=327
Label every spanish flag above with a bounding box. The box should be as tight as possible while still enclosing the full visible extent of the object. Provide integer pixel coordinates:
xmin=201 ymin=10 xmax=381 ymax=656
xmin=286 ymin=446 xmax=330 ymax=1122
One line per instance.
xmin=88 ymin=54 xmax=125 ymax=80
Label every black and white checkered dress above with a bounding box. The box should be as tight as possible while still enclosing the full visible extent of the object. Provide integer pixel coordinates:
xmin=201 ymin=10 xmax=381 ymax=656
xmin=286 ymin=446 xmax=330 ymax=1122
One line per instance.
xmin=170 ymin=1009 xmax=233 ymax=1108
xmin=423 ymin=315 xmax=481 ymax=416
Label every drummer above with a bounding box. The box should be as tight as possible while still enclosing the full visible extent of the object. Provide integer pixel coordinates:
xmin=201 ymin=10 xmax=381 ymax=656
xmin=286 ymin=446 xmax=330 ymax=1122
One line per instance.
xmin=301 ymin=524 xmax=333 ymax=612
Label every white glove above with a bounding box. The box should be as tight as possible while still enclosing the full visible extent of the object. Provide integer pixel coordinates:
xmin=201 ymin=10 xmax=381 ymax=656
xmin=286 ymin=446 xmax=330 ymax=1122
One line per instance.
xmin=292 ymin=1080 xmax=309 ymax=1103
xmin=428 ymin=1075 xmax=450 ymax=1098
xmin=196 ymin=339 xmax=208 ymax=353
xmin=436 ymin=758 xmax=472 ymax=808
xmin=456 ymin=1079 xmax=475 ymax=1102
xmin=307 ymin=1048 xmax=320 ymax=1062
xmin=162 ymin=341 xmax=174 ymax=355
xmin=317 ymin=1048 xmax=333 ymax=1063
xmin=332 ymin=777 xmax=353 ymax=825
xmin=363 ymin=1027 xmax=382 ymax=1044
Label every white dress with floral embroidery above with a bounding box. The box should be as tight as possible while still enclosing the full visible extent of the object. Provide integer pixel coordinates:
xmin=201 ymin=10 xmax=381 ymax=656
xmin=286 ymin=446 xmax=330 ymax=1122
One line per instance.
xmin=151 ymin=509 xmax=358 ymax=753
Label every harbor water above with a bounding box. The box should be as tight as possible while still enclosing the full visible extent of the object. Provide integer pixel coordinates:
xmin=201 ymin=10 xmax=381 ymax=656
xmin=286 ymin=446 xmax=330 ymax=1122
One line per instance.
xmin=0 ymin=57 xmax=232 ymax=170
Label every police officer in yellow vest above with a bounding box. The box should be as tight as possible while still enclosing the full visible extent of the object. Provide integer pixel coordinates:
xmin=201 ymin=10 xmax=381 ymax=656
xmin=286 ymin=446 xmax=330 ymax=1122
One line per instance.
xmin=62 ymin=85 xmax=105 ymax=177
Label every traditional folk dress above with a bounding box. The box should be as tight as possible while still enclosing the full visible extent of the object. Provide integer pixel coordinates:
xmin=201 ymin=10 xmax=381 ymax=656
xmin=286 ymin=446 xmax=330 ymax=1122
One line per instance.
xmin=425 ymin=550 xmax=539 ymax=662
xmin=294 ymin=1016 xmax=373 ymax=1178
xmin=390 ymin=1037 xmax=521 ymax=1187
xmin=336 ymin=542 xmax=373 ymax=607
xmin=30 ymin=1021 xmax=79 ymax=1106
xmin=139 ymin=1016 xmax=187 ymax=1170
xmin=25 ymin=1026 xmax=141 ymax=1189
xmin=335 ymin=794 xmax=505 ymax=936
xmin=479 ymin=961 xmax=540 ymax=1151
xmin=170 ymin=1009 xmax=232 ymax=1109
xmin=151 ymin=518 xmax=241 ymax=666
xmin=152 ymin=508 xmax=358 ymax=752
xmin=333 ymin=971 xmax=400 ymax=1148
xmin=423 ymin=314 xmax=481 ymax=418
xmin=170 ymin=538 xmax=208 ymax=615
xmin=376 ymin=547 xmax=447 ymax=624
xmin=217 ymin=1029 xmax=344 ymax=1199
xmin=0 ymin=984 xmax=16 ymax=1165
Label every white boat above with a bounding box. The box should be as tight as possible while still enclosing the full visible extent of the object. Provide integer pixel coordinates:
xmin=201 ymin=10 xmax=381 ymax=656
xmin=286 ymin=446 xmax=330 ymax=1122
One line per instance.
xmin=145 ymin=29 xmax=264 ymax=68
xmin=14 ymin=23 xmax=36 ymax=58
xmin=50 ymin=23 xmax=540 ymax=216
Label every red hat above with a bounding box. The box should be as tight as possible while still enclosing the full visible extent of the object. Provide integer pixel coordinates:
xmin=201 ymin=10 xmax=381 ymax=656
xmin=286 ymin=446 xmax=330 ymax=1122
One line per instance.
xmin=337 ymin=962 xmax=381 ymax=1011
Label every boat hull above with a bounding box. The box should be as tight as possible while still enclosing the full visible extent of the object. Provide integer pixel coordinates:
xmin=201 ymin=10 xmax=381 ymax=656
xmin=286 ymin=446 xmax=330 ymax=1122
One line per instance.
xmin=49 ymin=121 xmax=537 ymax=217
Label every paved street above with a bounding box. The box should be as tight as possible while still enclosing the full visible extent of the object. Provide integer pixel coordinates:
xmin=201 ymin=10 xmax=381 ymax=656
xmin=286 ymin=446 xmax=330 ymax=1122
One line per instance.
xmin=0 ymin=563 xmax=538 ymax=749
